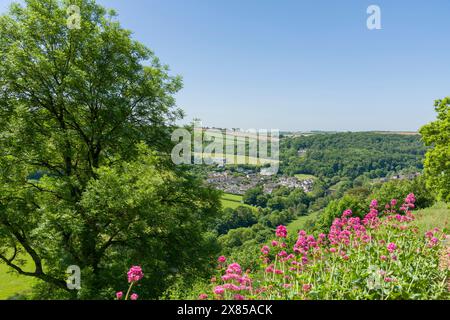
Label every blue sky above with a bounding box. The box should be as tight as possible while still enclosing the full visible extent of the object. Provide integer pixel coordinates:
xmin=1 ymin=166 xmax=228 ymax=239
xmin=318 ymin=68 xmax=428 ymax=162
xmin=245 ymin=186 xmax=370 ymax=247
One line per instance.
xmin=2 ymin=0 xmax=450 ymax=131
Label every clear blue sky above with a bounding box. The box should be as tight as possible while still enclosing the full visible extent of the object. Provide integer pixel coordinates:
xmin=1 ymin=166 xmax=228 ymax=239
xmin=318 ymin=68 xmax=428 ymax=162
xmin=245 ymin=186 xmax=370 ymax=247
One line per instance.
xmin=2 ymin=0 xmax=450 ymax=131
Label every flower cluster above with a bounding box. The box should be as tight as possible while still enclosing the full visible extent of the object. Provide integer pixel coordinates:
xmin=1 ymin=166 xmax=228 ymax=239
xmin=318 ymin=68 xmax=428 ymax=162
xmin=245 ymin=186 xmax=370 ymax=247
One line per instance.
xmin=116 ymin=265 xmax=144 ymax=300
xmin=127 ymin=266 xmax=144 ymax=283
xmin=212 ymin=262 xmax=252 ymax=300
xmin=200 ymin=193 xmax=448 ymax=300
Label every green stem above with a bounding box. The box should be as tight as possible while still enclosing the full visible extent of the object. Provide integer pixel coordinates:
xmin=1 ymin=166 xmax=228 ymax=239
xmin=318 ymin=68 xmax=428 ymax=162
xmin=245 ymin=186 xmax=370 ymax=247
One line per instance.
xmin=125 ymin=281 xmax=135 ymax=300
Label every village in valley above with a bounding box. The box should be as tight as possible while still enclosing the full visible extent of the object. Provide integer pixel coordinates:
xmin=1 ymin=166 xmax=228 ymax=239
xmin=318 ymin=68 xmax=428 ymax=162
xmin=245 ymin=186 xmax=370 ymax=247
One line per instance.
xmin=206 ymin=169 xmax=314 ymax=195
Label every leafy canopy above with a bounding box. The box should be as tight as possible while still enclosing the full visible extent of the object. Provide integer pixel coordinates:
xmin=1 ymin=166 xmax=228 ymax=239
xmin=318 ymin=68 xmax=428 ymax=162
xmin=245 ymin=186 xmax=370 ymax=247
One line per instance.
xmin=420 ymin=97 xmax=450 ymax=202
xmin=0 ymin=0 xmax=219 ymax=299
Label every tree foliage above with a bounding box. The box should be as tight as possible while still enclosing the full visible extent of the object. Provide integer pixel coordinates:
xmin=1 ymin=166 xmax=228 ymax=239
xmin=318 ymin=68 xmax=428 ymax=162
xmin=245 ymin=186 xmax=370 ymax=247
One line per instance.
xmin=420 ymin=97 xmax=450 ymax=202
xmin=0 ymin=0 xmax=219 ymax=299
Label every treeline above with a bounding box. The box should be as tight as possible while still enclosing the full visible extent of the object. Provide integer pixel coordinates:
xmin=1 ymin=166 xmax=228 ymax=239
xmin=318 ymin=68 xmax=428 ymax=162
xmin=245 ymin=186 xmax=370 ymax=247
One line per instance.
xmin=280 ymin=132 xmax=427 ymax=179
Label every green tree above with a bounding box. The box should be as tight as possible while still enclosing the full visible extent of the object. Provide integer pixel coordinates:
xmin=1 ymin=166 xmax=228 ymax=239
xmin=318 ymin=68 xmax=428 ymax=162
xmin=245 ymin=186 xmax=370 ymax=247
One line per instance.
xmin=420 ymin=97 xmax=450 ymax=202
xmin=0 ymin=0 xmax=220 ymax=299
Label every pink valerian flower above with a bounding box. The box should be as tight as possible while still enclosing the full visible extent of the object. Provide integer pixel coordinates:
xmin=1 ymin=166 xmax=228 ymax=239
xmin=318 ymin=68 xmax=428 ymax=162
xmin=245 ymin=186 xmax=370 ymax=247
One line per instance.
xmin=405 ymin=193 xmax=416 ymax=204
xmin=302 ymin=284 xmax=312 ymax=292
xmin=278 ymin=250 xmax=288 ymax=257
xmin=390 ymin=199 xmax=398 ymax=206
xmin=226 ymin=263 xmax=242 ymax=275
xmin=223 ymin=283 xmax=241 ymax=291
xmin=275 ymin=269 xmax=284 ymax=275
xmin=265 ymin=265 xmax=274 ymax=273
xmin=276 ymin=225 xmax=288 ymax=238
xmin=130 ymin=293 xmax=139 ymax=300
xmin=214 ymin=286 xmax=225 ymax=295
xmin=127 ymin=266 xmax=144 ymax=283
xmin=234 ymin=294 xmax=245 ymax=300
xmin=342 ymin=209 xmax=352 ymax=218
xmin=387 ymin=243 xmax=397 ymax=253
xmin=199 ymin=294 xmax=208 ymax=300
xmin=380 ymin=255 xmax=387 ymax=261
xmin=425 ymin=231 xmax=434 ymax=239
xmin=261 ymin=245 xmax=270 ymax=255
xmin=116 ymin=291 xmax=123 ymax=300
xmin=218 ymin=256 xmax=227 ymax=264
xmin=271 ymin=240 xmax=279 ymax=247
xmin=370 ymin=199 xmax=378 ymax=208
xmin=428 ymin=237 xmax=439 ymax=247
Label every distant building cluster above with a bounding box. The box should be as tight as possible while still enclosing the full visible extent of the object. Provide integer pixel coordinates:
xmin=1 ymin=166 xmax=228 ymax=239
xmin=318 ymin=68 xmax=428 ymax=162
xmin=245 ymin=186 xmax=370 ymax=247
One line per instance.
xmin=376 ymin=172 xmax=421 ymax=183
xmin=206 ymin=171 xmax=314 ymax=195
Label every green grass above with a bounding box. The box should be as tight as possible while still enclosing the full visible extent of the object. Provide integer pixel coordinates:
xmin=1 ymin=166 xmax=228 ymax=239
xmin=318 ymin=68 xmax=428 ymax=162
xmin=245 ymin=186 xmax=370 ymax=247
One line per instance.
xmin=221 ymin=193 xmax=253 ymax=210
xmin=287 ymin=211 xmax=320 ymax=235
xmin=413 ymin=202 xmax=450 ymax=234
xmin=294 ymin=174 xmax=317 ymax=181
xmin=0 ymin=254 xmax=37 ymax=300
xmin=194 ymin=152 xmax=279 ymax=166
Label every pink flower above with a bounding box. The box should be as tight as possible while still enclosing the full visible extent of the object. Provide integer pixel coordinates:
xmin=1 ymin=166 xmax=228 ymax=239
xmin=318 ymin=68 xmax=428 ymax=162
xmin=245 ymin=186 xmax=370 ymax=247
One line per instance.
xmin=130 ymin=293 xmax=139 ymax=300
xmin=380 ymin=255 xmax=387 ymax=261
xmin=214 ymin=286 xmax=225 ymax=295
xmin=199 ymin=294 xmax=208 ymax=300
xmin=370 ymin=199 xmax=378 ymax=208
xmin=261 ymin=245 xmax=270 ymax=255
xmin=218 ymin=256 xmax=227 ymax=263
xmin=276 ymin=225 xmax=287 ymax=238
xmin=116 ymin=291 xmax=123 ymax=300
xmin=271 ymin=240 xmax=278 ymax=247
xmin=234 ymin=294 xmax=245 ymax=300
xmin=278 ymin=250 xmax=288 ymax=257
xmin=405 ymin=193 xmax=416 ymax=204
xmin=226 ymin=263 xmax=242 ymax=275
xmin=127 ymin=266 xmax=144 ymax=283
xmin=342 ymin=209 xmax=352 ymax=218
xmin=390 ymin=199 xmax=398 ymax=206
xmin=387 ymin=243 xmax=397 ymax=253
xmin=302 ymin=284 xmax=312 ymax=292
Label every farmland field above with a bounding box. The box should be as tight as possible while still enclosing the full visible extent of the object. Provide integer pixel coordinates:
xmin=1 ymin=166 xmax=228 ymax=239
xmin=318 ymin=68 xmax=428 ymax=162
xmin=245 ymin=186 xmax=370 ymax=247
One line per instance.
xmin=294 ymin=174 xmax=317 ymax=181
xmin=221 ymin=193 xmax=252 ymax=210
xmin=0 ymin=254 xmax=36 ymax=300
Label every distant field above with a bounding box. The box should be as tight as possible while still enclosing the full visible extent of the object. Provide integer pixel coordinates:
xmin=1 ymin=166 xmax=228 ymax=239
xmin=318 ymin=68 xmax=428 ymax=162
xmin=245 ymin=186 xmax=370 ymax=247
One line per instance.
xmin=0 ymin=254 xmax=36 ymax=300
xmin=372 ymin=131 xmax=419 ymax=136
xmin=294 ymin=174 xmax=317 ymax=181
xmin=287 ymin=211 xmax=320 ymax=234
xmin=413 ymin=202 xmax=449 ymax=234
xmin=221 ymin=193 xmax=253 ymax=210
xmin=194 ymin=152 xmax=279 ymax=165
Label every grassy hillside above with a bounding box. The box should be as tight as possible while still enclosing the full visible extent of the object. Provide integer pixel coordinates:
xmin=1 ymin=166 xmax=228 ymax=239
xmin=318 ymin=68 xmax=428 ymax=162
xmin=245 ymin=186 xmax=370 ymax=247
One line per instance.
xmin=413 ymin=202 xmax=450 ymax=234
xmin=221 ymin=193 xmax=253 ymax=210
xmin=287 ymin=202 xmax=450 ymax=236
xmin=287 ymin=211 xmax=320 ymax=234
xmin=0 ymin=254 xmax=36 ymax=300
